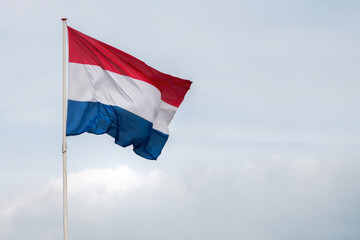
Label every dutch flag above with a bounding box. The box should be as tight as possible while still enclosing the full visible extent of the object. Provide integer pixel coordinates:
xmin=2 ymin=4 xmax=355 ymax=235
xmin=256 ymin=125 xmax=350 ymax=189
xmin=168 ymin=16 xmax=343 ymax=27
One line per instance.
xmin=66 ymin=26 xmax=192 ymax=160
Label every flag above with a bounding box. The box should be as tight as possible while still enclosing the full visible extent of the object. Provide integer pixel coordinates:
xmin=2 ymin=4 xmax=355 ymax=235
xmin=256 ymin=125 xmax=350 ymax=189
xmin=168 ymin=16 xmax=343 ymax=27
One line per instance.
xmin=66 ymin=26 xmax=192 ymax=160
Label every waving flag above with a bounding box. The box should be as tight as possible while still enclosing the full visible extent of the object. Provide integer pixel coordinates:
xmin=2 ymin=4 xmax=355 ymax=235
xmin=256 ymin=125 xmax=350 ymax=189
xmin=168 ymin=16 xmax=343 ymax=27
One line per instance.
xmin=66 ymin=26 xmax=192 ymax=160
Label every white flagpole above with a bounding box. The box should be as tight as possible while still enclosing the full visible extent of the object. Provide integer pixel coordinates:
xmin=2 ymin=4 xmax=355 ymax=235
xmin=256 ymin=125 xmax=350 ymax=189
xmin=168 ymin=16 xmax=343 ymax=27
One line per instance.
xmin=61 ymin=17 xmax=68 ymax=240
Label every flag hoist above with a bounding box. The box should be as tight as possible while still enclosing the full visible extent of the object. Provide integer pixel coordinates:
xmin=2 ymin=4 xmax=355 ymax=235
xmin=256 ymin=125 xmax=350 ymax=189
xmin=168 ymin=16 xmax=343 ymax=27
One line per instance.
xmin=61 ymin=18 xmax=191 ymax=240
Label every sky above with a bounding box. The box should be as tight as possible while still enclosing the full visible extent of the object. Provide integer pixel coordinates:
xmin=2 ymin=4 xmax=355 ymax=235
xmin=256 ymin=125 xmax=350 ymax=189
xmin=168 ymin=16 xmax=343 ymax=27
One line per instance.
xmin=0 ymin=0 xmax=360 ymax=239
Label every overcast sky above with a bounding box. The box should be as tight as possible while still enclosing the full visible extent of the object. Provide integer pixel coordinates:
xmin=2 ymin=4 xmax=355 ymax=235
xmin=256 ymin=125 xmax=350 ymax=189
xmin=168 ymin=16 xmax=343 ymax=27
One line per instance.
xmin=1 ymin=0 xmax=360 ymax=239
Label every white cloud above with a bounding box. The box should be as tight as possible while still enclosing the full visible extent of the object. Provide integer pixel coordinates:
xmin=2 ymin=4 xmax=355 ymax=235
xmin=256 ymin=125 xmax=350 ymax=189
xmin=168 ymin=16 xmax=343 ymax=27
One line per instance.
xmin=1 ymin=157 xmax=359 ymax=240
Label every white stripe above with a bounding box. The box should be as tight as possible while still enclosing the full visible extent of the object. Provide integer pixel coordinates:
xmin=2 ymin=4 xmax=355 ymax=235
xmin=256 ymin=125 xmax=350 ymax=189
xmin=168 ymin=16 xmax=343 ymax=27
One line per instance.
xmin=153 ymin=101 xmax=177 ymax=134
xmin=68 ymin=63 xmax=177 ymax=134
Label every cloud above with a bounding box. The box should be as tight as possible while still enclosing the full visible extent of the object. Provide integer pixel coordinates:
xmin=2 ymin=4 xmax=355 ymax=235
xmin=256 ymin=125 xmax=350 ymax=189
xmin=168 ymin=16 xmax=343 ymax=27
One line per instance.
xmin=1 ymin=157 xmax=359 ymax=240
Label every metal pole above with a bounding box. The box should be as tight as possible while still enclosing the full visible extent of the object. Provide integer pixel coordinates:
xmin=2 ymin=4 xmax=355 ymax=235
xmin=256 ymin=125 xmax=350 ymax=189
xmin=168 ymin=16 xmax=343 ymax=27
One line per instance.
xmin=61 ymin=17 xmax=68 ymax=240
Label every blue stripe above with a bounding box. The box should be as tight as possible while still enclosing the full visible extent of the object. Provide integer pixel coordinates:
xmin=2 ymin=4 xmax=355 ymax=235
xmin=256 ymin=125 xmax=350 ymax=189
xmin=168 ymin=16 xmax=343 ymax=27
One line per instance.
xmin=66 ymin=100 xmax=169 ymax=160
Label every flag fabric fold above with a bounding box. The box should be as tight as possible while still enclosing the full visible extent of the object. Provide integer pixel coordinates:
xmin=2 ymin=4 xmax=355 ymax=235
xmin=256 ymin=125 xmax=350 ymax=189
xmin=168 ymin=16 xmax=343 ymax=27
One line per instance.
xmin=66 ymin=26 xmax=192 ymax=160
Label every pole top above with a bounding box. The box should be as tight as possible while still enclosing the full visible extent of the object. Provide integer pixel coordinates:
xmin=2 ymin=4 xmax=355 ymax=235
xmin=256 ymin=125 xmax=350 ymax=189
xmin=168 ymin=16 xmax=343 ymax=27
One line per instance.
xmin=61 ymin=18 xmax=67 ymax=21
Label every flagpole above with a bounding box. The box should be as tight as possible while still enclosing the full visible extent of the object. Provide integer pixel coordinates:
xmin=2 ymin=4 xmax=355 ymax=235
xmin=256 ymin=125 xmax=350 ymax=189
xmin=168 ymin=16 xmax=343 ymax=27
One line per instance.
xmin=61 ymin=17 xmax=68 ymax=240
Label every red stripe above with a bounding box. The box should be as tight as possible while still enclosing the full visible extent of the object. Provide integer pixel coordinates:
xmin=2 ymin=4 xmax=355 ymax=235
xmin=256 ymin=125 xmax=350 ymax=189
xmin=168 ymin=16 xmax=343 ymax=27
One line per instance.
xmin=67 ymin=26 xmax=192 ymax=107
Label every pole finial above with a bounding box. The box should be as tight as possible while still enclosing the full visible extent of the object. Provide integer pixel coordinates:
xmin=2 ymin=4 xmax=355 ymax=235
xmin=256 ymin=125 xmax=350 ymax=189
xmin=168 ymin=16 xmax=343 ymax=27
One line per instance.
xmin=61 ymin=18 xmax=67 ymax=21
